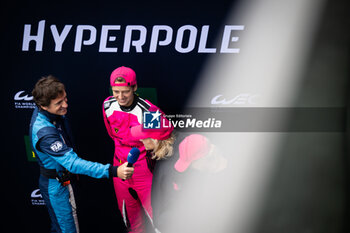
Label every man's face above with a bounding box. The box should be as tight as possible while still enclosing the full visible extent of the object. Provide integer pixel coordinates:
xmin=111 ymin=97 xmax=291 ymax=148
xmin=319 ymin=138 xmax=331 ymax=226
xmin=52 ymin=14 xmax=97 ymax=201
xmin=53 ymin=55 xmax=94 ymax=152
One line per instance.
xmin=111 ymin=85 xmax=137 ymax=107
xmin=41 ymin=91 xmax=68 ymax=116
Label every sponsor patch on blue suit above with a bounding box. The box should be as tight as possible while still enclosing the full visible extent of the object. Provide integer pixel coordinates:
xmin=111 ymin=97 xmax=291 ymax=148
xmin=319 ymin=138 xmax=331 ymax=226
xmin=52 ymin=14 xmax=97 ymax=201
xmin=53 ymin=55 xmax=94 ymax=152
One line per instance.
xmin=50 ymin=141 xmax=63 ymax=152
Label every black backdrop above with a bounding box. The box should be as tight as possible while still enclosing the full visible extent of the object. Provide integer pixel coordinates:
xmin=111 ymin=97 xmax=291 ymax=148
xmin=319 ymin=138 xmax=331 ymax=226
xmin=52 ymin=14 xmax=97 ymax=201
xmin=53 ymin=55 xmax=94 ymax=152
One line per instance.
xmin=2 ymin=0 xmax=349 ymax=233
xmin=2 ymin=1 xmax=236 ymax=232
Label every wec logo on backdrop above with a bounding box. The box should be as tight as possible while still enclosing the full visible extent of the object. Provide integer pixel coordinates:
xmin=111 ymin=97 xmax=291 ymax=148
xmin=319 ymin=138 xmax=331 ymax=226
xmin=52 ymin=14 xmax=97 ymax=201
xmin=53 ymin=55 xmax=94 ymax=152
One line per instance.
xmin=31 ymin=189 xmax=45 ymax=206
xmin=211 ymin=93 xmax=260 ymax=105
xmin=14 ymin=90 xmax=35 ymax=109
xmin=22 ymin=20 xmax=244 ymax=53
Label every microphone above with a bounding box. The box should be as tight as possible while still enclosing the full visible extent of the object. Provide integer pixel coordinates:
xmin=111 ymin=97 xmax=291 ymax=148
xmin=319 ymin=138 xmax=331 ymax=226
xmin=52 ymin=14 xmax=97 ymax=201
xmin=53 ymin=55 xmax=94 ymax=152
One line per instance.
xmin=122 ymin=147 xmax=140 ymax=181
xmin=127 ymin=147 xmax=140 ymax=167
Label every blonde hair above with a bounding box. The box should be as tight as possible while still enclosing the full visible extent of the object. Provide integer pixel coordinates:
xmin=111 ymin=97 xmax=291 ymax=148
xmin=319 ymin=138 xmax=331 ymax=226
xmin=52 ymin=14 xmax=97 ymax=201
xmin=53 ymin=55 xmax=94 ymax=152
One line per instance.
xmin=151 ymin=133 xmax=175 ymax=160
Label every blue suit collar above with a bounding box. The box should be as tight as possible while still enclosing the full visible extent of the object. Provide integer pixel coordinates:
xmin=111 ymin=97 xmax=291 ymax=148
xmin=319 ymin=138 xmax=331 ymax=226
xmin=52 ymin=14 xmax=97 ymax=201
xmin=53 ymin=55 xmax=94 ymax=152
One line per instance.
xmin=38 ymin=107 xmax=63 ymax=122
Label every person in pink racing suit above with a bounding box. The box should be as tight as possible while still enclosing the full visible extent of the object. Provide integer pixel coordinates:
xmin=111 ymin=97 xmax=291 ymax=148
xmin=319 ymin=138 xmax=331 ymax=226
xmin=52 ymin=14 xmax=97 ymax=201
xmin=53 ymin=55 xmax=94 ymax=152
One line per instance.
xmin=102 ymin=66 xmax=173 ymax=233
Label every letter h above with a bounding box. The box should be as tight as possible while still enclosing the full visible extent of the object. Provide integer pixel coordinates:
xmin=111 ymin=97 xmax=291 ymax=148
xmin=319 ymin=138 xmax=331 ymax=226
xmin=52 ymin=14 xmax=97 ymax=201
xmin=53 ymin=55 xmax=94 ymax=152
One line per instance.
xmin=22 ymin=20 xmax=45 ymax=51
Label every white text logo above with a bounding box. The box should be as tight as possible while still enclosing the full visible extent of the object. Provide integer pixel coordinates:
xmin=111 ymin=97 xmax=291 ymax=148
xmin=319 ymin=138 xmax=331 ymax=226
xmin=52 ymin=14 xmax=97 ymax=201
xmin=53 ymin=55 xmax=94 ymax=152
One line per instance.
xmin=31 ymin=189 xmax=45 ymax=206
xmin=14 ymin=90 xmax=35 ymax=109
xmin=14 ymin=91 xmax=33 ymax=101
xmin=211 ymin=93 xmax=259 ymax=105
xmin=50 ymin=141 xmax=63 ymax=152
xmin=22 ymin=20 xmax=244 ymax=54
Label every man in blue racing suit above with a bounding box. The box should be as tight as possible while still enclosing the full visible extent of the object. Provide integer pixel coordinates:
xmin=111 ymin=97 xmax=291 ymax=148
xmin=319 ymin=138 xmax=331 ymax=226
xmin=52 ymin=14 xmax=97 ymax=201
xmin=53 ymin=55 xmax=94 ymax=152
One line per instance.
xmin=29 ymin=76 xmax=134 ymax=233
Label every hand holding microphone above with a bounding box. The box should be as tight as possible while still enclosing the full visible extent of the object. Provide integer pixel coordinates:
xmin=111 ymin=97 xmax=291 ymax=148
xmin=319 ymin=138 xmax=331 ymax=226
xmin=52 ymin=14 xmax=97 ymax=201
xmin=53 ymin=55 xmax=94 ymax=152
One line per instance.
xmin=118 ymin=147 xmax=140 ymax=180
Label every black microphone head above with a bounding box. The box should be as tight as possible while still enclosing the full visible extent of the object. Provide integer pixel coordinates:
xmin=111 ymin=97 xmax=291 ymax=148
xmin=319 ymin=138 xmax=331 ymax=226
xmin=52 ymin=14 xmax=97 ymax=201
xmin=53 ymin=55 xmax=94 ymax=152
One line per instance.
xmin=127 ymin=147 xmax=140 ymax=164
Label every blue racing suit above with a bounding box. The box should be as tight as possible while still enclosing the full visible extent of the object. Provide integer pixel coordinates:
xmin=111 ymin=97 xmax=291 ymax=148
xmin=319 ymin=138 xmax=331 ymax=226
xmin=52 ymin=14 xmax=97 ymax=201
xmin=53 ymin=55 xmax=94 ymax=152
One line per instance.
xmin=30 ymin=107 xmax=117 ymax=233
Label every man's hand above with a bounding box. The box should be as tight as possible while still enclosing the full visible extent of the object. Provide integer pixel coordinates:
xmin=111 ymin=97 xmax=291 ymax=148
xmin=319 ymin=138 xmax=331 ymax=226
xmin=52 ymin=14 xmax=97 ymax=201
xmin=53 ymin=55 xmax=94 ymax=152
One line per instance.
xmin=117 ymin=162 xmax=134 ymax=180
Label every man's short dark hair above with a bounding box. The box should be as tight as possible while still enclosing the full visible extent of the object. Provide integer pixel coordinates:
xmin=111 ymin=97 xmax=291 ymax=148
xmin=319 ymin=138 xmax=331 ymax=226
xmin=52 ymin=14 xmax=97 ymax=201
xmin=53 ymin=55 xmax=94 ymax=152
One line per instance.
xmin=32 ymin=75 xmax=65 ymax=108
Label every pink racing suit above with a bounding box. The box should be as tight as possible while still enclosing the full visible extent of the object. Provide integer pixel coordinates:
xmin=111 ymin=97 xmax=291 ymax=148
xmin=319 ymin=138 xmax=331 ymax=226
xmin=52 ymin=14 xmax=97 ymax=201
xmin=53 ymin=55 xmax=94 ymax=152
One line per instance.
xmin=102 ymin=95 xmax=159 ymax=233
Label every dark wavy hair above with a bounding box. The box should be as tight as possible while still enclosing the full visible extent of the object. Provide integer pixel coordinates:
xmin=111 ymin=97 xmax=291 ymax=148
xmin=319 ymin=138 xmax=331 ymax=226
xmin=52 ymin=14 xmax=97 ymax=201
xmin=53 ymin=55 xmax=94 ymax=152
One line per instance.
xmin=32 ymin=75 xmax=65 ymax=108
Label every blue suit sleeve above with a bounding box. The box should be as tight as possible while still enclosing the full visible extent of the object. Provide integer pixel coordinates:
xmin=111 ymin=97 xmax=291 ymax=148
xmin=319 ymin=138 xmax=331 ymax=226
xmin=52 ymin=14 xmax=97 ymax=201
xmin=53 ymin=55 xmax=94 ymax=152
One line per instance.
xmin=37 ymin=131 xmax=112 ymax=179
